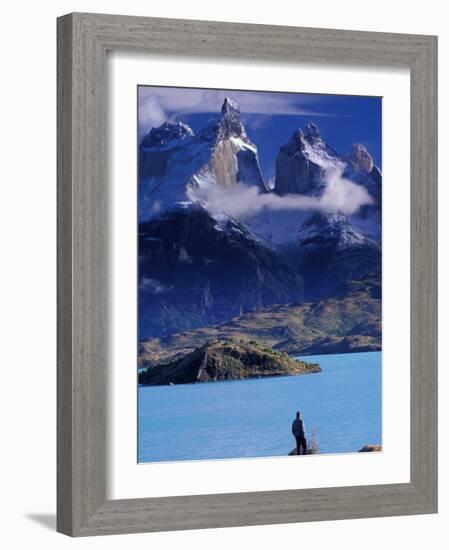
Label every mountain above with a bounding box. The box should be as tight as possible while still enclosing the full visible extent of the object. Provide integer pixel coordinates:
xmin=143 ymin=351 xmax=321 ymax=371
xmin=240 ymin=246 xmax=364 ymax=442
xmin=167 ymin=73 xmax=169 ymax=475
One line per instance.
xmin=344 ymin=144 xmax=382 ymax=240
xmin=287 ymin=211 xmax=381 ymax=299
xmin=273 ymin=124 xmax=382 ymax=233
xmin=139 ymin=97 xmax=267 ymax=221
xmin=271 ymin=124 xmax=381 ymax=297
xmin=137 ymin=98 xmax=382 ymax=348
xmin=138 ymin=276 xmax=381 ymax=367
xmin=274 ymin=123 xmax=345 ymax=197
xmin=274 ymin=125 xmax=382 ymax=226
xmin=138 ymin=339 xmax=320 ymax=386
xmin=139 ymin=205 xmax=304 ymax=339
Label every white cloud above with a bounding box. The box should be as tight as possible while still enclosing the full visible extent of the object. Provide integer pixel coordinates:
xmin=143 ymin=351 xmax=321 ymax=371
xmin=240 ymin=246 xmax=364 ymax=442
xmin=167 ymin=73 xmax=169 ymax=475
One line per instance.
xmin=319 ymin=171 xmax=374 ymax=214
xmin=188 ymin=170 xmax=373 ymax=219
xmin=140 ymin=278 xmax=173 ymax=294
xmin=138 ymin=95 xmax=168 ymax=138
xmin=138 ymin=86 xmax=330 ymax=136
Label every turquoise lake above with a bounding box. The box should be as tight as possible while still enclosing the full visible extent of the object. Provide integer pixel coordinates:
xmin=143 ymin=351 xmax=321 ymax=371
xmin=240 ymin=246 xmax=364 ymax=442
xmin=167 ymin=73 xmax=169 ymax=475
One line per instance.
xmin=138 ymin=351 xmax=382 ymax=463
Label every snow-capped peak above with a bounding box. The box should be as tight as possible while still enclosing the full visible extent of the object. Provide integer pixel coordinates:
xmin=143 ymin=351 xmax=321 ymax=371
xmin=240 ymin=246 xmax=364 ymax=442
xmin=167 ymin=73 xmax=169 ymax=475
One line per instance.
xmin=140 ymin=121 xmax=194 ymax=150
xmin=139 ymin=98 xmax=266 ymax=221
xmin=298 ymin=211 xmax=370 ymax=250
xmin=303 ymin=122 xmax=321 ymax=141
xmin=221 ymin=96 xmax=240 ymax=117
xmin=219 ymin=97 xmax=247 ymax=140
xmin=274 ymin=123 xmax=344 ymax=196
xmin=300 ymin=135 xmax=344 ymax=173
xmin=293 ymin=124 xmax=342 ymax=168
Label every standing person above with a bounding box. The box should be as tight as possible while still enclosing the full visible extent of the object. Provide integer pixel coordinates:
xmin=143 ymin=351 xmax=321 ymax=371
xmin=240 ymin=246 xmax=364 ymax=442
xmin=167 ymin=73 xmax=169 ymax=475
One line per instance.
xmin=292 ymin=411 xmax=307 ymax=455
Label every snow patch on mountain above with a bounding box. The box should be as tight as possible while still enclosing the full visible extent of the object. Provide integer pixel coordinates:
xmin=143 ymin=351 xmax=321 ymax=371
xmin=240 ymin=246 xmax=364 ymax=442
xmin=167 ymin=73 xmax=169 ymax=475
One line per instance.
xmin=297 ymin=211 xmax=370 ymax=251
xmin=139 ymin=97 xmax=267 ymax=221
xmin=300 ymin=132 xmax=345 ymax=175
xmin=138 ymin=102 xmax=381 ymax=256
xmin=275 ymin=124 xmax=344 ymax=197
xmin=272 ymin=123 xmax=382 ymax=244
xmin=140 ymin=121 xmax=194 ymax=151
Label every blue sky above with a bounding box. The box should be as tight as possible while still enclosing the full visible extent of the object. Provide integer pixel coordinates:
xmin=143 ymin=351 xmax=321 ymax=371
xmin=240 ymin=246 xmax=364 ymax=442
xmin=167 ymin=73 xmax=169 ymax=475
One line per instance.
xmin=138 ymin=86 xmax=382 ymax=181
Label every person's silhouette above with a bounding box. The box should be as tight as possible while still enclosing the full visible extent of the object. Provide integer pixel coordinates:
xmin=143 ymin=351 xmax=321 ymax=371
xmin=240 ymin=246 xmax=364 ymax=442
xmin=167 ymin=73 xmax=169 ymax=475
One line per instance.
xmin=291 ymin=411 xmax=307 ymax=455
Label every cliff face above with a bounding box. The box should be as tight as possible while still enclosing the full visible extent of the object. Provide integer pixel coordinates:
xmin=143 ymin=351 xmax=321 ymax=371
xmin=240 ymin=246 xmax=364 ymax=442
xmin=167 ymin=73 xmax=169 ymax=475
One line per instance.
xmin=139 ymin=340 xmax=320 ymax=386
xmin=274 ymin=123 xmax=343 ymax=197
xmin=138 ymin=205 xmax=304 ymax=339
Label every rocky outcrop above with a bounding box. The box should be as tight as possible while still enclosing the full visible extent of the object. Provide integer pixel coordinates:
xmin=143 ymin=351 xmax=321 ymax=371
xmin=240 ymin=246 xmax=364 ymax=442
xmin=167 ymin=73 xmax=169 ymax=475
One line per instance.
xmin=288 ymin=444 xmax=382 ymax=456
xmin=288 ymin=448 xmax=319 ymax=456
xmin=345 ymin=143 xmax=375 ymax=173
xmin=358 ymin=444 xmax=382 ymax=452
xmin=139 ymin=339 xmax=320 ymax=386
xmin=344 ymin=144 xmax=382 ymax=240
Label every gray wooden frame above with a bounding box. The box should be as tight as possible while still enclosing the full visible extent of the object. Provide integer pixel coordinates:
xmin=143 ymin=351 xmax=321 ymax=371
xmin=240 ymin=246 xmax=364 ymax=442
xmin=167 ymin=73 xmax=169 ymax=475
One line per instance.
xmin=57 ymin=12 xmax=438 ymax=537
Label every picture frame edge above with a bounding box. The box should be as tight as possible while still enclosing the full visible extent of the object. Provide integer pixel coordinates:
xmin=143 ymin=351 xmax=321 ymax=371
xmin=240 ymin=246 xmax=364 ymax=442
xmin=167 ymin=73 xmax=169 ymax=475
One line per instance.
xmin=56 ymin=12 xmax=438 ymax=537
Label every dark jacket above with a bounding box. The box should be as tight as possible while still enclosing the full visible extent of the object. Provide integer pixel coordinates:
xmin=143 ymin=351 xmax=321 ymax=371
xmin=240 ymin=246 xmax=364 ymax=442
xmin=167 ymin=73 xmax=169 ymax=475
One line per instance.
xmin=292 ymin=418 xmax=305 ymax=438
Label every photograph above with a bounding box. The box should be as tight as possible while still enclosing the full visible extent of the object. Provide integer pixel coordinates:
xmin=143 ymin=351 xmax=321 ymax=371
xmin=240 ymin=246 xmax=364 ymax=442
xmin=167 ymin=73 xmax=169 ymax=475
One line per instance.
xmin=0 ymin=1 xmax=440 ymax=542
xmin=137 ymin=85 xmax=382 ymax=463
xmin=0 ymin=0 xmax=441 ymax=543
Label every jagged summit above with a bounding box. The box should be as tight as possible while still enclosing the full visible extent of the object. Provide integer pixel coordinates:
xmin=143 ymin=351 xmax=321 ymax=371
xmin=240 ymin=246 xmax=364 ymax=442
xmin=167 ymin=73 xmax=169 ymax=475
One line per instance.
xmin=198 ymin=97 xmax=246 ymax=141
xmin=274 ymin=123 xmax=342 ymax=196
xmin=139 ymin=97 xmax=266 ymax=220
xmin=274 ymin=124 xmax=381 ymax=236
xmin=218 ymin=96 xmax=247 ymax=140
xmin=346 ymin=143 xmax=375 ymax=173
xmin=221 ymin=96 xmax=240 ymax=116
xmin=290 ymin=123 xmax=329 ymax=149
xmin=303 ymin=122 xmax=321 ymax=141
xmin=141 ymin=121 xmax=194 ymax=149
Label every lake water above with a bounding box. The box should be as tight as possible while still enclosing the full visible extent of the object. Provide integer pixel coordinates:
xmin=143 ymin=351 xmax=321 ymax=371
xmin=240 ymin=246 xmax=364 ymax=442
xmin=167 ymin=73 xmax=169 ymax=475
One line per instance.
xmin=138 ymin=351 xmax=381 ymax=462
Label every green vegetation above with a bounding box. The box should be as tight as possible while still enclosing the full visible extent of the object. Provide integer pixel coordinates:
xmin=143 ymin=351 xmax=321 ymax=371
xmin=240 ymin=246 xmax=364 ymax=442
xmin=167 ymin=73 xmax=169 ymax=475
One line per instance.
xmin=139 ymin=339 xmax=320 ymax=386
xmin=139 ymin=279 xmax=381 ymax=368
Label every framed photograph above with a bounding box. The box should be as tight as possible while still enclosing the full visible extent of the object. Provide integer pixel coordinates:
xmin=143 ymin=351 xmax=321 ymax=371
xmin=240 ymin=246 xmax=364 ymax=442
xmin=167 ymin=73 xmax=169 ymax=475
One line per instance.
xmin=57 ymin=13 xmax=437 ymax=536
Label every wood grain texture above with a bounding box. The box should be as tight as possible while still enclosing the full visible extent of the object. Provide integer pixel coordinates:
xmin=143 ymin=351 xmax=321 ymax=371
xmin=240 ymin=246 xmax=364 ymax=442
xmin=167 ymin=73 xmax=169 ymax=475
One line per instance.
xmin=57 ymin=13 xmax=74 ymax=536
xmin=57 ymin=12 xmax=438 ymax=536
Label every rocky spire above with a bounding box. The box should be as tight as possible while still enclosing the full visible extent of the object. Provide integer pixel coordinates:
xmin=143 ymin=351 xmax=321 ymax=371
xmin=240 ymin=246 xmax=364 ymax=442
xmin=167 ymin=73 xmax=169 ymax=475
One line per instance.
xmin=274 ymin=123 xmax=341 ymax=196
xmin=219 ymin=97 xmax=246 ymax=139
xmin=346 ymin=143 xmax=374 ymax=173
xmin=221 ymin=96 xmax=240 ymax=117
xmin=303 ymin=122 xmax=321 ymax=141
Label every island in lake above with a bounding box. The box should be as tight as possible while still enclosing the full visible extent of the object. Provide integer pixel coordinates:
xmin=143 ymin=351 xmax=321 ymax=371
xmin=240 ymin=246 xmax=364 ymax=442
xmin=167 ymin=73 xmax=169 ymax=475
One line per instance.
xmin=139 ymin=339 xmax=321 ymax=386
